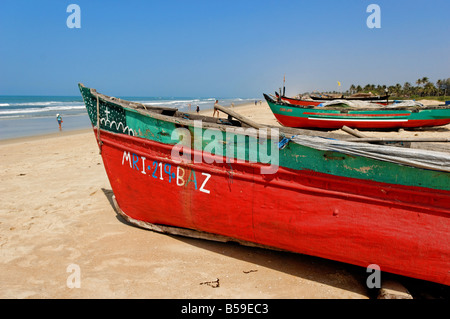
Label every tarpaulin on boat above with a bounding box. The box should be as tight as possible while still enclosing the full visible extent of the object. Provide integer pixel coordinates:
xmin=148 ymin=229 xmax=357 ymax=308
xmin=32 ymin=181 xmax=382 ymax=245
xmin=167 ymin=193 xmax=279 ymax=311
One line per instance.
xmin=319 ymin=99 xmax=424 ymax=108
xmin=291 ymin=135 xmax=450 ymax=172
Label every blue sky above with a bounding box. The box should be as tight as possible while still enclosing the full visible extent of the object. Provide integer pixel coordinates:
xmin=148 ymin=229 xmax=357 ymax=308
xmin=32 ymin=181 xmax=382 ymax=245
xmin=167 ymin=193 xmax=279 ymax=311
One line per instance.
xmin=0 ymin=0 xmax=449 ymax=97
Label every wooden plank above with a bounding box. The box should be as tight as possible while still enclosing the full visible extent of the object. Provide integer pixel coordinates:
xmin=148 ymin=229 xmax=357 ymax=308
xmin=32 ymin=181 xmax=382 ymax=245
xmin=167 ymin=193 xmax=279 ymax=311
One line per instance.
xmin=214 ymin=104 xmax=266 ymax=129
xmin=341 ymin=126 xmax=411 ymax=147
xmin=341 ymin=125 xmax=368 ymax=138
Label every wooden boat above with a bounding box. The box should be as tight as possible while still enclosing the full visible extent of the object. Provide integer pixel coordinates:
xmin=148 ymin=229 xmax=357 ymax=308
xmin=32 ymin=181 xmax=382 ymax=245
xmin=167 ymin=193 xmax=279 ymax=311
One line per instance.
xmin=265 ymin=93 xmax=450 ymax=129
xmin=79 ymin=83 xmax=450 ymax=286
xmin=274 ymin=92 xmax=390 ymax=107
xmin=310 ymin=93 xmax=390 ymax=102
xmin=275 ymin=92 xmax=322 ymax=107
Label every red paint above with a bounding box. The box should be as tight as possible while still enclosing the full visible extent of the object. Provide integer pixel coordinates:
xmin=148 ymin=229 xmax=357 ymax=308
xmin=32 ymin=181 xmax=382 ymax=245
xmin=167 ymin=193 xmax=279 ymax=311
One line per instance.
xmin=280 ymin=96 xmax=322 ymax=106
xmin=273 ymin=112 xmax=450 ymax=129
xmin=96 ymin=129 xmax=450 ymax=286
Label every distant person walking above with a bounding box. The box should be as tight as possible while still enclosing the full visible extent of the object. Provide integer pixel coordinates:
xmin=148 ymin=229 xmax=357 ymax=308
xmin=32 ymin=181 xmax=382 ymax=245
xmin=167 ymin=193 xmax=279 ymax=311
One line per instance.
xmin=213 ymin=99 xmax=219 ymax=118
xmin=56 ymin=114 xmax=63 ymax=131
xmin=196 ymin=105 xmax=200 ymax=113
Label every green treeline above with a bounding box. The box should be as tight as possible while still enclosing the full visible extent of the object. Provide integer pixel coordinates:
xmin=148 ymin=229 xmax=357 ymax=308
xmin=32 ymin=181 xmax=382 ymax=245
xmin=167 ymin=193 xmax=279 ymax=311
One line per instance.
xmin=347 ymin=77 xmax=450 ymax=100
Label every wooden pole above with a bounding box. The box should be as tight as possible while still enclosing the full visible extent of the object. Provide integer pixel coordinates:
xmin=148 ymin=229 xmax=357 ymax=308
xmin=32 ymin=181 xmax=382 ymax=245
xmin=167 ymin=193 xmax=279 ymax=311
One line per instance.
xmin=213 ymin=104 xmax=266 ymax=129
xmin=341 ymin=125 xmax=367 ymax=138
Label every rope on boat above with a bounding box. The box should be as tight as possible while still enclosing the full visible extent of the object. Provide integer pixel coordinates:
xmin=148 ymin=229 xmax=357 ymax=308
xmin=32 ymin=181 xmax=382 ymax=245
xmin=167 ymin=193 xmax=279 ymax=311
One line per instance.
xmin=278 ymin=136 xmax=294 ymax=150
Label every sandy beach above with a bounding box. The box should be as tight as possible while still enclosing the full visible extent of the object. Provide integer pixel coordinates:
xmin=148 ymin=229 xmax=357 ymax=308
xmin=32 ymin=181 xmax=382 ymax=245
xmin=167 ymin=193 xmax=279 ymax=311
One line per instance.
xmin=1 ymin=101 xmax=448 ymax=299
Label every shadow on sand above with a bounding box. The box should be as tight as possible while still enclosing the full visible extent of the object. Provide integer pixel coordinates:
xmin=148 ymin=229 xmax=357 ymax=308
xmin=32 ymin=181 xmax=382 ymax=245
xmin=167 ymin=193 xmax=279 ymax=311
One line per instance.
xmin=101 ymin=188 xmax=449 ymax=299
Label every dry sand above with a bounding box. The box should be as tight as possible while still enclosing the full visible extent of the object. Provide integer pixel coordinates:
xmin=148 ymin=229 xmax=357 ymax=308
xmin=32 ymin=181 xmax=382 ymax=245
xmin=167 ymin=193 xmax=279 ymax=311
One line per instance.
xmin=0 ymin=100 xmax=448 ymax=299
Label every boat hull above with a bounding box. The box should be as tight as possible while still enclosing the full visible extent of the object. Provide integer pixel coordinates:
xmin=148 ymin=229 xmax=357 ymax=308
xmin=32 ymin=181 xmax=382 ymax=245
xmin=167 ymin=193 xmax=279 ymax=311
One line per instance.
xmin=310 ymin=94 xmax=390 ymax=102
xmin=96 ymin=128 xmax=450 ymax=286
xmin=279 ymin=96 xmax=322 ymax=106
xmin=266 ymin=95 xmax=450 ymax=129
xmin=276 ymin=93 xmax=389 ymax=107
xmin=79 ymin=84 xmax=450 ymax=286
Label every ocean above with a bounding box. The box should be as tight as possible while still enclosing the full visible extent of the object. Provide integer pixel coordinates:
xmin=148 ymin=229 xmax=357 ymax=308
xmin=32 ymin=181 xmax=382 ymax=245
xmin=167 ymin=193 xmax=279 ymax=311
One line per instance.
xmin=0 ymin=95 xmax=258 ymax=140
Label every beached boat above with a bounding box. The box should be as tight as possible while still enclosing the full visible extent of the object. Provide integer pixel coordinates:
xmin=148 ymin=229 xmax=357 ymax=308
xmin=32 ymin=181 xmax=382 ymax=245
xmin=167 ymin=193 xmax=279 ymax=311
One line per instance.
xmin=275 ymin=92 xmax=322 ymax=107
xmin=274 ymin=92 xmax=390 ymax=107
xmin=310 ymin=93 xmax=390 ymax=102
xmin=79 ymin=83 xmax=450 ymax=286
xmin=265 ymin=93 xmax=450 ymax=129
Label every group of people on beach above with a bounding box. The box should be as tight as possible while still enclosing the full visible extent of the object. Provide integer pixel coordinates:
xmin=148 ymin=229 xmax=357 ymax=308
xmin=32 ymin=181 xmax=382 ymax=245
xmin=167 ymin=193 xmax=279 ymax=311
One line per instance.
xmin=189 ymin=100 xmax=222 ymax=117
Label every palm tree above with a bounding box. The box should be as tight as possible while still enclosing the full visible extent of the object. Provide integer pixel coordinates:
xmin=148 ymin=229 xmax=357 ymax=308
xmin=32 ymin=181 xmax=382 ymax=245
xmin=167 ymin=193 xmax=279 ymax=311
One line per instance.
xmin=395 ymin=83 xmax=402 ymax=96
xmin=376 ymin=85 xmax=382 ymax=95
xmin=424 ymin=82 xmax=437 ymax=96
xmin=349 ymin=84 xmax=356 ymax=95
xmin=388 ymin=85 xmax=396 ymax=96
xmin=444 ymin=78 xmax=450 ymax=96
xmin=436 ymin=79 xmax=444 ymax=96
xmin=418 ymin=77 xmax=430 ymax=96
xmin=403 ymin=82 xmax=411 ymax=97
xmin=415 ymin=78 xmax=425 ymax=96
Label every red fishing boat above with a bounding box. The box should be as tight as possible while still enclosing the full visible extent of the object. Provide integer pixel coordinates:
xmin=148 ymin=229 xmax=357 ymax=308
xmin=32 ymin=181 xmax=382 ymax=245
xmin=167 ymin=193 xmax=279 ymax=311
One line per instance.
xmin=266 ymin=94 xmax=450 ymax=129
xmin=80 ymin=83 xmax=450 ymax=286
xmin=275 ymin=92 xmax=390 ymax=107
xmin=310 ymin=93 xmax=390 ymax=103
